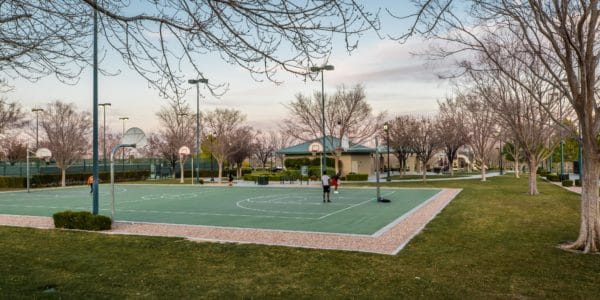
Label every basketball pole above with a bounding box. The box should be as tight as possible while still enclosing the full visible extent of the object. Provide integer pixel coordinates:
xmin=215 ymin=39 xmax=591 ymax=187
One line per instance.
xmin=375 ymin=137 xmax=390 ymax=203
xmin=92 ymin=2 xmax=100 ymax=214
xmin=110 ymin=143 xmax=136 ymax=220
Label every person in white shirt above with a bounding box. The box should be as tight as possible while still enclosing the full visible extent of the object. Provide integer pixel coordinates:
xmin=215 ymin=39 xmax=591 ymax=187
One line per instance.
xmin=321 ymin=171 xmax=331 ymax=203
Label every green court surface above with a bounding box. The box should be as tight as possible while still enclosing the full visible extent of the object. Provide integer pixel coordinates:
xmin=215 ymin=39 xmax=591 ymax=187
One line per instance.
xmin=0 ymin=185 xmax=442 ymax=235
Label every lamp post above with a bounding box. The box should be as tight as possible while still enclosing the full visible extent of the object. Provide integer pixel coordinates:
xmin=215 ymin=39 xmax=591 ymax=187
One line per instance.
xmin=92 ymin=0 xmax=100 ymax=214
xmin=188 ymin=78 xmax=209 ymax=184
xmin=98 ymin=103 xmax=111 ymax=171
xmin=31 ymin=108 xmax=44 ymax=149
xmin=383 ymin=122 xmax=391 ymax=181
xmin=176 ymin=112 xmax=188 ymax=181
xmin=119 ymin=117 xmax=129 ymax=170
xmin=310 ymin=64 xmax=334 ymax=176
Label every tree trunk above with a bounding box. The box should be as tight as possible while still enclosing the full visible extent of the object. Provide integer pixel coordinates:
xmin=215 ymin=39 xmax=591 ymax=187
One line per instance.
xmin=180 ymin=159 xmax=185 ymax=183
xmin=480 ymin=163 xmax=486 ymax=181
xmin=563 ymin=147 xmax=600 ymax=253
xmin=514 ymin=159 xmax=520 ymax=178
xmin=217 ymin=160 xmax=223 ymax=183
xmin=422 ymin=161 xmax=427 ymax=183
xmin=449 ymin=157 xmax=455 ymax=176
xmin=61 ymin=169 xmax=66 ymax=187
xmin=527 ymin=159 xmax=538 ymax=195
xmin=399 ymin=157 xmax=406 ymax=177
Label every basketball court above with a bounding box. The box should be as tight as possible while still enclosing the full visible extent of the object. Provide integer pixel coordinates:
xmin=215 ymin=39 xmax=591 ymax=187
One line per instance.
xmin=0 ymin=184 xmax=461 ymax=254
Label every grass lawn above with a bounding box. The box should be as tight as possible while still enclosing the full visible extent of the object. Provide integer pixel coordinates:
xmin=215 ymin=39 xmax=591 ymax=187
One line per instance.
xmin=2 ymin=175 xmax=600 ymax=298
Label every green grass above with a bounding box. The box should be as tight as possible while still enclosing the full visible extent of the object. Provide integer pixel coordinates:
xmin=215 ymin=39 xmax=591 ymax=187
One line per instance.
xmin=2 ymin=175 xmax=600 ymax=298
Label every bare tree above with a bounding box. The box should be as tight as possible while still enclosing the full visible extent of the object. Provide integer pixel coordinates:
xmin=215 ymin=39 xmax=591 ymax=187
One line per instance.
xmin=39 ymin=101 xmax=90 ymax=187
xmin=0 ymin=3 xmax=90 ymax=85
xmin=203 ymin=108 xmax=247 ymax=182
xmin=458 ymin=92 xmax=498 ymax=181
xmin=408 ymin=117 xmax=442 ymax=182
xmin=151 ymin=101 xmax=195 ymax=177
xmin=0 ymin=98 xmax=27 ymax=134
xmin=271 ymin=130 xmax=295 ymax=169
xmin=469 ymin=56 xmax=559 ymax=195
xmin=281 ymin=84 xmax=385 ymax=173
xmin=254 ymin=131 xmax=276 ymax=170
xmin=400 ymin=0 xmax=600 ymax=253
xmin=503 ymin=141 xmax=523 ymax=178
xmin=437 ymin=97 xmax=466 ymax=176
xmin=228 ymin=126 xmax=255 ymax=178
xmin=386 ymin=115 xmax=415 ymax=177
xmin=2 ymin=2 xmax=379 ymax=98
xmin=0 ymin=133 xmax=27 ymax=165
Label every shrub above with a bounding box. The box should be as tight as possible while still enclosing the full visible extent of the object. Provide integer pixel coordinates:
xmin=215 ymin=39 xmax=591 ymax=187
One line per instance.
xmin=284 ymin=157 xmax=335 ymax=169
xmin=562 ymin=180 xmax=574 ymax=187
xmin=0 ymin=176 xmax=26 ymax=188
xmin=575 ymin=179 xmax=582 ymax=187
xmin=345 ymin=173 xmax=368 ymax=181
xmin=31 ymin=170 xmax=150 ymax=187
xmin=53 ymin=211 xmax=112 ymax=231
xmin=545 ymin=174 xmax=560 ymax=182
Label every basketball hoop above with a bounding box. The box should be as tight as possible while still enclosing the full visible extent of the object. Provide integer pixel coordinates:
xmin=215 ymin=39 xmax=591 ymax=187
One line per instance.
xmin=35 ymin=147 xmax=52 ymax=159
xmin=178 ymin=146 xmax=191 ymax=156
xmin=309 ymin=142 xmax=322 ymax=156
xmin=122 ymin=127 xmax=147 ymax=147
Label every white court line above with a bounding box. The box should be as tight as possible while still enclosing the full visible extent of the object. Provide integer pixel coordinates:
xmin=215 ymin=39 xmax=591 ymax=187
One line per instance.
xmin=115 ymin=208 xmax=319 ymax=220
xmin=371 ymin=189 xmax=443 ymax=237
xmin=236 ymin=195 xmax=325 ymax=216
xmin=316 ymin=191 xmax=396 ymax=220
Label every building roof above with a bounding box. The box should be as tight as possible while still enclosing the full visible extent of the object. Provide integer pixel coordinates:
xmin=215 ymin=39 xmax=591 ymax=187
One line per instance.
xmin=276 ymin=136 xmax=375 ymax=155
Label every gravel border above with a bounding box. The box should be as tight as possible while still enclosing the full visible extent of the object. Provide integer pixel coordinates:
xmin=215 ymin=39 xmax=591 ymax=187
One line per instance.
xmin=0 ymin=188 xmax=461 ymax=255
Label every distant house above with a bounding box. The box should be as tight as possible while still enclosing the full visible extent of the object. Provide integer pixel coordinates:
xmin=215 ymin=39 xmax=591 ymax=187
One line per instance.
xmin=275 ymin=136 xmax=376 ymax=176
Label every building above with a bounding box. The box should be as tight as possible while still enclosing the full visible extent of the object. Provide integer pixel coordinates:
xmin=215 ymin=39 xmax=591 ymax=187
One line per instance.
xmin=276 ymin=136 xmax=376 ymax=176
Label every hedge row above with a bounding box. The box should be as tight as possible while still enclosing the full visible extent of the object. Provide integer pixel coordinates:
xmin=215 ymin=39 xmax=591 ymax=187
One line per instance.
xmin=562 ymin=180 xmax=574 ymax=187
xmin=345 ymin=173 xmax=369 ymax=181
xmin=284 ymin=157 xmax=335 ymax=169
xmin=165 ymin=169 xmax=252 ymax=178
xmin=0 ymin=176 xmax=26 ymax=188
xmin=53 ymin=211 xmax=112 ymax=231
xmin=33 ymin=170 xmax=150 ymax=187
xmin=546 ymin=174 xmax=560 ymax=182
xmin=0 ymin=170 xmax=150 ymax=188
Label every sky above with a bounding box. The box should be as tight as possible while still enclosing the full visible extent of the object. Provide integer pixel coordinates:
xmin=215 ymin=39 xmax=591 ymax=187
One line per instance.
xmin=6 ymin=2 xmax=452 ymax=136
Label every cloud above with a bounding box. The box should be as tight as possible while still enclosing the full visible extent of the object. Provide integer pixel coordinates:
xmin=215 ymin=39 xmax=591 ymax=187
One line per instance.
xmin=333 ymin=64 xmax=441 ymax=83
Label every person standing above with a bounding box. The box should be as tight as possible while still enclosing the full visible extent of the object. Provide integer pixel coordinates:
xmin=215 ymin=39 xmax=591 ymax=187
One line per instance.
xmin=332 ymin=173 xmax=340 ymax=194
xmin=86 ymin=175 xmax=94 ymax=193
xmin=228 ymin=173 xmax=234 ymax=186
xmin=321 ymin=171 xmax=331 ymax=203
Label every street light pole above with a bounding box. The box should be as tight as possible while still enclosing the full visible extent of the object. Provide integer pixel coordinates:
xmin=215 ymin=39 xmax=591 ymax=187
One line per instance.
xmin=98 ymin=103 xmax=111 ymax=171
xmin=31 ymin=108 xmax=44 ymax=149
xmin=119 ymin=117 xmax=129 ymax=171
xmin=188 ymin=78 xmax=209 ymax=184
xmin=383 ymin=122 xmax=391 ymax=181
xmin=310 ymin=65 xmax=334 ymax=176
